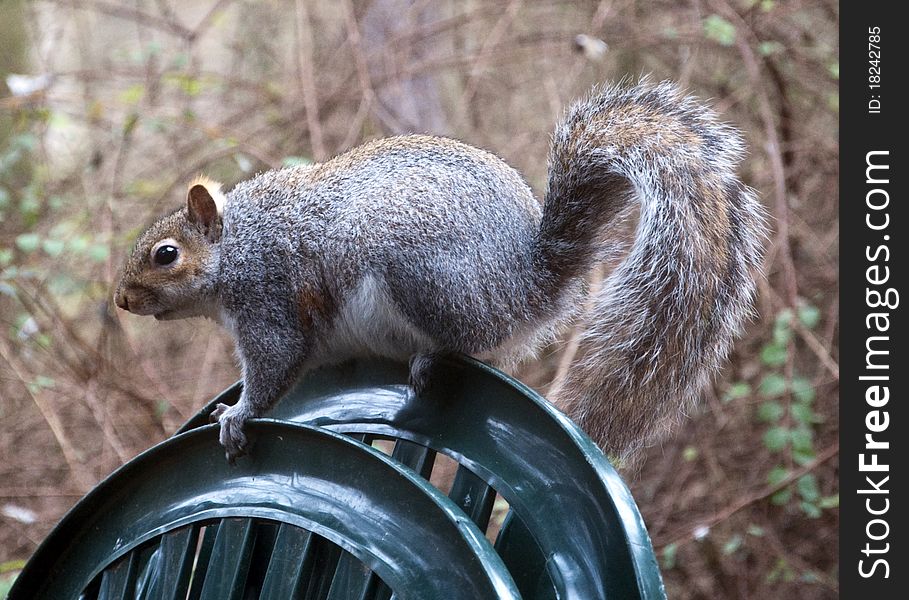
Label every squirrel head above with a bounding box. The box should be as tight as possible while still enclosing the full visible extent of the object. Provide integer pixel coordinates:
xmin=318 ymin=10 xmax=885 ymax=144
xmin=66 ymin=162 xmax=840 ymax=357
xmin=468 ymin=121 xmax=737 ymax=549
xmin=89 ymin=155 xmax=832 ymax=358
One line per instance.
xmin=114 ymin=176 xmax=226 ymax=321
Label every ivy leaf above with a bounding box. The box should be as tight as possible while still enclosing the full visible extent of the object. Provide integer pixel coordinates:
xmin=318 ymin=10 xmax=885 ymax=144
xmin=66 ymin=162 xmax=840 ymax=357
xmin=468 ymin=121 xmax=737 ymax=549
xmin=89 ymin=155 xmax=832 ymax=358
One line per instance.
xmin=790 ymin=427 xmax=814 ymax=452
xmin=760 ymin=342 xmax=788 ymax=367
xmin=723 ymin=382 xmax=751 ymax=402
xmin=42 ymin=239 xmax=65 ymax=257
xmin=771 ymin=488 xmax=792 ymax=505
xmin=759 ymin=373 xmax=787 ymax=398
xmin=791 ymin=377 xmax=815 ymax=404
xmin=15 ymin=233 xmax=40 ymax=253
xmin=703 ymin=15 xmax=736 ymax=46
xmin=790 ymin=402 xmax=817 ymax=425
xmin=722 ymin=534 xmax=743 ymax=555
xmin=757 ymin=400 xmax=785 ymax=423
xmin=818 ymin=494 xmax=839 ymax=509
xmin=758 ymin=41 xmax=783 ymax=56
xmin=800 ymin=501 xmax=822 ymax=519
xmin=767 ymin=465 xmax=789 ymax=486
xmin=798 ymin=305 xmax=821 ymax=329
xmin=88 ymin=244 xmax=110 ymax=263
xmin=792 ymin=448 xmax=816 ymax=466
xmin=797 ymin=474 xmax=820 ymax=502
xmin=661 ymin=543 xmax=678 ymax=570
xmin=282 ymin=155 xmax=313 ymax=168
xmin=763 ymin=426 xmax=790 ymax=452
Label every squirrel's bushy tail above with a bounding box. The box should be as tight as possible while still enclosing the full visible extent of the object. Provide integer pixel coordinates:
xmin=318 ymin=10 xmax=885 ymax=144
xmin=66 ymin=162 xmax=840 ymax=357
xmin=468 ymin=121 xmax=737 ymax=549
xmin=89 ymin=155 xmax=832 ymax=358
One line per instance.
xmin=535 ymin=80 xmax=767 ymax=465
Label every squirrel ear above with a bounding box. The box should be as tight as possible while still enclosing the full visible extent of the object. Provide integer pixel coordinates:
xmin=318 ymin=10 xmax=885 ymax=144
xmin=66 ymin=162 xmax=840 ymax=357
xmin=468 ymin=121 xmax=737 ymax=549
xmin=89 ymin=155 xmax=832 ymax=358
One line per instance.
xmin=187 ymin=184 xmax=222 ymax=240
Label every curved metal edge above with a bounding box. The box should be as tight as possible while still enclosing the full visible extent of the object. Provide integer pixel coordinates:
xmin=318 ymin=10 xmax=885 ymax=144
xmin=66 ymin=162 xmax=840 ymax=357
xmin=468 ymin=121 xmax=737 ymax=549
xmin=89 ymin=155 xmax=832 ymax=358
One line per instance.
xmin=172 ymin=354 xmax=666 ymax=599
xmin=9 ymin=421 xmax=520 ymax=600
xmin=461 ymin=356 xmax=667 ymax=599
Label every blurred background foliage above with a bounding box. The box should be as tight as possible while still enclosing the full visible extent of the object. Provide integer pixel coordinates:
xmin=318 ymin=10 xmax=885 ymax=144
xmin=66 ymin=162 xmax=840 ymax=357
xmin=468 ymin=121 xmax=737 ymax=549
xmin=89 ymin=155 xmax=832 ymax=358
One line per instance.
xmin=0 ymin=0 xmax=838 ymax=597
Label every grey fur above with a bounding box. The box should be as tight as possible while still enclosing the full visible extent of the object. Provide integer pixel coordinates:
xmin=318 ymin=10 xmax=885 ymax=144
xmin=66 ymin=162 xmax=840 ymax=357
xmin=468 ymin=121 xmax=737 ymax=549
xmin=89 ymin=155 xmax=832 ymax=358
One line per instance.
xmin=115 ymin=80 xmax=766 ymax=463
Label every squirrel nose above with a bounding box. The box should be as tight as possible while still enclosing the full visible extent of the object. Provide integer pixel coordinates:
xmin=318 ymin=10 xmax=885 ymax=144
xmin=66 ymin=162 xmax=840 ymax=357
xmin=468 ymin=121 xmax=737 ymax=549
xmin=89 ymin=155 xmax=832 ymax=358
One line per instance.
xmin=115 ymin=291 xmax=130 ymax=312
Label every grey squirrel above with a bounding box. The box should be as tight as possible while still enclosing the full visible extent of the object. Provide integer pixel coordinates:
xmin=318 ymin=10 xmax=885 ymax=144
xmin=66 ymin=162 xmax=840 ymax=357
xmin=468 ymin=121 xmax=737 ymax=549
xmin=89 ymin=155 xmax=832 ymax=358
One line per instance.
xmin=114 ymin=80 xmax=766 ymax=464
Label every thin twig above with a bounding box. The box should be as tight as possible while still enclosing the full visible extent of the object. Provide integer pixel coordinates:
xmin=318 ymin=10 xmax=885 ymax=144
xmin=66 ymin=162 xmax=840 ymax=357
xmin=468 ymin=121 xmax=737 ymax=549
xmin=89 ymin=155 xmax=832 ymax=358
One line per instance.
xmin=656 ymin=442 xmax=838 ymax=549
xmin=0 ymin=339 xmax=96 ymax=492
xmin=294 ymin=0 xmax=327 ymax=161
xmin=46 ymin=0 xmax=195 ymax=40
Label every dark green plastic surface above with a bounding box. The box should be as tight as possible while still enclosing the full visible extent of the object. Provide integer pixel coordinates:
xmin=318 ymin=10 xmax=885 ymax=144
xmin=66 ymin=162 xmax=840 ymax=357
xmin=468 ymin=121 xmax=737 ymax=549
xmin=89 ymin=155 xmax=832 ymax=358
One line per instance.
xmin=10 ymin=421 xmax=520 ymax=600
xmin=180 ymin=355 xmax=667 ymax=599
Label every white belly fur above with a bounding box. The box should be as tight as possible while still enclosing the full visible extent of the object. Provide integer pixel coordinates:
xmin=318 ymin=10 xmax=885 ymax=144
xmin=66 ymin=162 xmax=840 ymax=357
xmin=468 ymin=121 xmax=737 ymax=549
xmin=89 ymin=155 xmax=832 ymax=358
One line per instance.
xmin=312 ymin=274 xmax=437 ymax=367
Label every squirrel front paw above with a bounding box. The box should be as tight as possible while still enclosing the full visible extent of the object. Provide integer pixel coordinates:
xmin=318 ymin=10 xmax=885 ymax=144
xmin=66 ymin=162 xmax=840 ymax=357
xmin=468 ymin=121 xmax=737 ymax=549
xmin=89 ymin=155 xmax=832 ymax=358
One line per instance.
xmin=210 ymin=402 xmax=250 ymax=463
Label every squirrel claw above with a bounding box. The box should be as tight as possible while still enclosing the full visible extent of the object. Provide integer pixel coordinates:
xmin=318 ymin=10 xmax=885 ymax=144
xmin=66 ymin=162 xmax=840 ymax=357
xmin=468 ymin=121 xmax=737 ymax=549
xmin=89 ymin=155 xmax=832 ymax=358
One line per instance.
xmin=209 ymin=402 xmax=230 ymax=423
xmin=211 ymin=402 xmax=250 ymax=463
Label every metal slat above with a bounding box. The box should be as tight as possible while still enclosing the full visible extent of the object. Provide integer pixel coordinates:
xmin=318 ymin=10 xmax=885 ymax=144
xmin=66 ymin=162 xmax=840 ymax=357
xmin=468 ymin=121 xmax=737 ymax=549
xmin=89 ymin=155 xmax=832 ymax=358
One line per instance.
xmin=325 ymin=552 xmax=376 ymax=600
xmin=449 ymin=465 xmax=496 ymax=530
xmin=391 ymin=439 xmax=436 ymax=479
xmin=141 ymin=526 xmax=199 ymax=600
xmin=300 ymin=537 xmax=343 ymax=600
xmin=186 ymin=522 xmax=220 ymax=600
xmin=259 ymin=524 xmax=315 ymax=599
xmin=198 ymin=518 xmax=257 ymax=600
xmin=96 ymin=550 xmax=140 ymax=600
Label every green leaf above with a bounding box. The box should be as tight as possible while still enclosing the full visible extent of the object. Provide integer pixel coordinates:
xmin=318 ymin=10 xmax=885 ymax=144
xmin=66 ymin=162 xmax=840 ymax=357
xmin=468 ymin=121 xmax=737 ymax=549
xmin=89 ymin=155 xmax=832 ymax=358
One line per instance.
xmin=763 ymin=426 xmax=790 ymax=452
xmin=770 ymin=488 xmax=792 ymax=505
xmin=15 ymin=233 xmax=41 ymax=253
xmin=775 ymin=308 xmax=793 ymax=327
xmin=722 ymin=534 xmax=743 ymax=555
xmin=156 ymin=399 xmax=170 ymax=418
xmin=282 ymin=155 xmax=313 ymax=168
xmin=798 ymin=305 xmax=821 ymax=329
xmin=790 ymin=427 xmax=814 ymax=452
xmin=800 ymin=501 xmax=822 ymax=519
xmin=723 ymin=381 xmax=751 ymax=402
xmin=34 ymin=375 xmax=55 ymax=389
xmin=69 ymin=236 xmax=90 ymax=253
xmin=791 ymin=376 xmax=815 ymax=404
xmin=0 ymin=186 xmax=10 ymax=209
xmin=790 ymin=402 xmax=816 ymax=425
xmin=758 ymin=373 xmax=787 ymax=398
xmin=661 ymin=543 xmax=678 ymax=570
xmin=796 ymin=474 xmax=820 ymax=502
xmin=800 ymin=571 xmax=822 ymax=584
xmin=88 ymin=244 xmax=110 ymax=262
xmin=757 ymin=400 xmax=785 ymax=423
xmin=792 ymin=448 xmax=816 ymax=466
xmin=703 ymin=15 xmax=736 ymax=46
xmin=42 ymin=238 xmax=65 ymax=257
xmin=772 ymin=318 xmax=793 ymax=346
xmin=767 ymin=465 xmax=789 ymax=486
xmin=760 ymin=342 xmax=788 ymax=367
xmin=0 ymin=248 xmax=13 ymax=266
xmin=119 ymin=83 xmax=145 ymax=105
xmin=747 ymin=524 xmax=766 ymax=537
xmin=818 ymin=494 xmax=839 ymax=509
xmin=682 ymin=446 xmax=698 ymax=461
xmin=758 ymin=41 xmax=783 ymax=56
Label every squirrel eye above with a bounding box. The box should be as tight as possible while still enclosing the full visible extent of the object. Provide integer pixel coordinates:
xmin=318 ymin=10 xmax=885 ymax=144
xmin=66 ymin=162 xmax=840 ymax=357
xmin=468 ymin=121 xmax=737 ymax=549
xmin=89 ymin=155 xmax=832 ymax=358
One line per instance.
xmin=153 ymin=245 xmax=179 ymax=266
